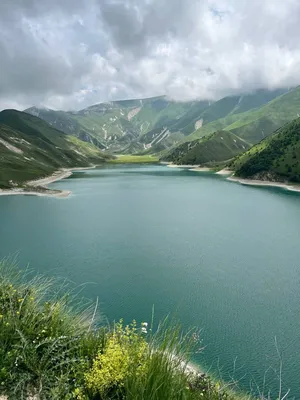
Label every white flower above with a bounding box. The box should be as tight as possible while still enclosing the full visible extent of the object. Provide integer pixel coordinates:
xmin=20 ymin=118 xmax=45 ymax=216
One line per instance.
xmin=141 ymin=327 xmax=147 ymax=334
xmin=141 ymin=322 xmax=148 ymax=327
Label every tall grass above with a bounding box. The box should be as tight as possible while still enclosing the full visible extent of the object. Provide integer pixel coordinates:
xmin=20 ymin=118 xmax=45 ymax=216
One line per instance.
xmin=0 ymin=259 xmax=106 ymax=399
xmin=0 ymin=260 xmax=251 ymax=400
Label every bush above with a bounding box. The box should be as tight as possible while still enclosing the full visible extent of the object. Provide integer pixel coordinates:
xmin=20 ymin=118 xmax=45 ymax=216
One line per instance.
xmin=84 ymin=320 xmax=148 ymax=398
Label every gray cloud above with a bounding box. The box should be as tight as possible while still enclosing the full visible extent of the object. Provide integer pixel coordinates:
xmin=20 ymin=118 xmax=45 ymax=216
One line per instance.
xmin=1 ymin=0 xmax=300 ymax=110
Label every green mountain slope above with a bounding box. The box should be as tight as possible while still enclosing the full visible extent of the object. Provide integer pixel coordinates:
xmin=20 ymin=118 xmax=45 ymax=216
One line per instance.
xmin=163 ymin=130 xmax=251 ymax=165
xmin=188 ymin=87 xmax=300 ymax=144
xmin=25 ymin=89 xmax=285 ymax=155
xmin=163 ymin=87 xmax=300 ymax=165
xmin=231 ymin=118 xmax=300 ymax=183
xmin=26 ymin=96 xmax=196 ymax=153
xmin=0 ymin=110 xmax=110 ymax=188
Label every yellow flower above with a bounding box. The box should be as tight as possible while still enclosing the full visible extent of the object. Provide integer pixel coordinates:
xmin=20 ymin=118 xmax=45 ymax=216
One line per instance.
xmin=85 ymin=321 xmax=148 ymax=395
xmin=18 ymin=298 xmax=24 ymax=303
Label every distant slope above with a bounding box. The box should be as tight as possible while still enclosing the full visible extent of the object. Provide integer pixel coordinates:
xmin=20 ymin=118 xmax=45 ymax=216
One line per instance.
xmin=0 ymin=110 xmax=111 ymax=188
xmin=25 ymin=96 xmax=197 ymax=153
xmin=231 ymin=118 xmax=300 ymax=183
xmin=188 ymin=87 xmax=299 ymax=144
xmin=24 ymin=89 xmax=286 ymax=155
xmin=163 ymin=130 xmax=251 ymax=165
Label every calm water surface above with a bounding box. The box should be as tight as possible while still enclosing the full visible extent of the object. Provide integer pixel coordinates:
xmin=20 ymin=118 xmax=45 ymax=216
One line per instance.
xmin=0 ymin=165 xmax=300 ymax=398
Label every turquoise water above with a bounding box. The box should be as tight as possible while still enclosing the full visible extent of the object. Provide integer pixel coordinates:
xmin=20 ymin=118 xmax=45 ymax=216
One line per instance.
xmin=0 ymin=165 xmax=300 ymax=398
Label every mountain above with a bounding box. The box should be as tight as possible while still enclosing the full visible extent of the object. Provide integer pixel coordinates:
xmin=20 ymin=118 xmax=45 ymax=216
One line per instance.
xmin=25 ymin=89 xmax=286 ymax=155
xmin=163 ymin=87 xmax=300 ymax=165
xmin=0 ymin=110 xmax=111 ymax=188
xmin=25 ymin=96 xmax=200 ymax=153
xmin=187 ymin=87 xmax=300 ymax=144
xmin=163 ymin=130 xmax=251 ymax=166
xmin=230 ymin=118 xmax=300 ymax=183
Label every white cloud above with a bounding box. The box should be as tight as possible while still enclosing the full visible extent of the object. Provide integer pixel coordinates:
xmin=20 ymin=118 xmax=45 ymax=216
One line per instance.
xmin=1 ymin=0 xmax=300 ymax=110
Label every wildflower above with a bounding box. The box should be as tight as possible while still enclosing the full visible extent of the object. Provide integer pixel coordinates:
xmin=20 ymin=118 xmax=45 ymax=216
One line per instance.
xmin=16 ymin=311 xmax=20 ymax=315
xmin=141 ymin=327 xmax=147 ymax=334
xmin=18 ymin=298 xmax=23 ymax=303
xmin=0 ymin=314 xmax=3 ymax=319
xmin=141 ymin=322 xmax=148 ymax=327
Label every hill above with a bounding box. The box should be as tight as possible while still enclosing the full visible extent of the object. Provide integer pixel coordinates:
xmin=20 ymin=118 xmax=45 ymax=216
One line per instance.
xmin=25 ymin=97 xmax=197 ymax=153
xmin=230 ymin=118 xmax=300 ymax=183
xmin=187 ymin=87 xmax=300 ymax=145
xmin=24 ymin=89 xmax=286 ymax=155
xmin=163 ymin=130 xmax=251 ymax=166
xmin=163 ymin=87 xmax=300 ymax=165
xmin=0 ymin=110 xmax=111 ymax=188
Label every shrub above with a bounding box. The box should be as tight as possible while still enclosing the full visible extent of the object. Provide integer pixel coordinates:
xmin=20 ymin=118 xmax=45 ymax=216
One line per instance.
xmin=84 ymin=320 xmax=148 ymax=398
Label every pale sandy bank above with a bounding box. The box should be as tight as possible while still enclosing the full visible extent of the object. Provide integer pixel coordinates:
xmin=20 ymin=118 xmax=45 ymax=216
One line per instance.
xmin=216 ymin=168 xmax=233 ymax=175
xmin=0 ymin=166 xmax=96 ymax=198
xmin=189 ymin=167 xmax=212 ymax=172
xmin=227 ymin=175 xmax=300 ymax=192
xmin=167 ymin=164 xmax=201 ymax=169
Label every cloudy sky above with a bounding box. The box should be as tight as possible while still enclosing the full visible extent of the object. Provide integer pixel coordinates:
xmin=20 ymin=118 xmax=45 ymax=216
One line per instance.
xmin=1 ymin=0 xmax=300 ymax=111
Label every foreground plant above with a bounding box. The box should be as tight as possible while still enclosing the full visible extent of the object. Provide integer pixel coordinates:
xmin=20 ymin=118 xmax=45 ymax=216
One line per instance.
xmin=0 ymin=260 xmax=248 ymax=400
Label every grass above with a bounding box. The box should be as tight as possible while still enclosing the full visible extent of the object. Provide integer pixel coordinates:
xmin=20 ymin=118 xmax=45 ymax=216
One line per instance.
xmin=0 ymin=260 xmax=252 ymax=400
xmin=109 ymin=155 xmax=159 ymax=163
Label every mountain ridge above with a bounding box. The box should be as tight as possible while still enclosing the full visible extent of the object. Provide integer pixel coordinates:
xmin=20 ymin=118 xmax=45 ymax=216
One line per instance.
xmin=24 ymin=89 xmax=288 ymax=156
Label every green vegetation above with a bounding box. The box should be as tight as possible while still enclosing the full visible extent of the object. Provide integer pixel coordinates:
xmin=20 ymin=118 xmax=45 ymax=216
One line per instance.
xmin=0 ymin=110 xmax=111 ymax=188
xmin=25 ymin=89 xmax=286 ymax=156
xmin=109 ymin=155 xmax=159 ymax=163
xmin=231 ymin=118 xmax=300 ymax=182
xmin=0 ymin=260 xmax=251 ymax=400
xmin=188 ymin=87 xmax=300 ymax=145
xmin=163 ymin=131 xmax=250 ymax=165
xmin=162 ymin=87 xmax=300 ymax=165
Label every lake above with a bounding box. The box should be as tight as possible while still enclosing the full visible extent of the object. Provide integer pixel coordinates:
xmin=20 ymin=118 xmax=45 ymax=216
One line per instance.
xmin=0 ymin=164 xmax=300 ymax=398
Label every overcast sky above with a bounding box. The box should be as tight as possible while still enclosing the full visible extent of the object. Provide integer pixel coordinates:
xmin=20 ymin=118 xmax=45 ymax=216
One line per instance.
xmin=1 ymin=0 xmax=300 ymax=111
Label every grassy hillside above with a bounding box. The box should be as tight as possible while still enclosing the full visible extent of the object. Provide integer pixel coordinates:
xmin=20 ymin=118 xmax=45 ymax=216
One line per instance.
xmin=163 ymin=131 xmax=251 ymax=165
xmin=25 ymin=89 xmax=286 ymax=156
xmin=0 ymin=110 xmax=111 ymax=188
xmin=26 ymin=97 xmax=194 ymax=153
xmin=231 ymin=118 xmax=300 ymax=183
xmin=188 ymin=87 xmax=300 ymax=145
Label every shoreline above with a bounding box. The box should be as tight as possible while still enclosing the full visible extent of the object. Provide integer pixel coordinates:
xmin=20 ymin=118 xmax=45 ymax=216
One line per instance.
xmin=189 ymin=167 xmax=212 ymax=172
xmin=167 ymin=164 xmax=201 ymax=169
xmin=227 ymin=175 xmax=300 ymax=192
xmin=216 ymin=168 xmax=233 ymax=175
xmin=0 ymin=166 xmax=96 ymax=198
